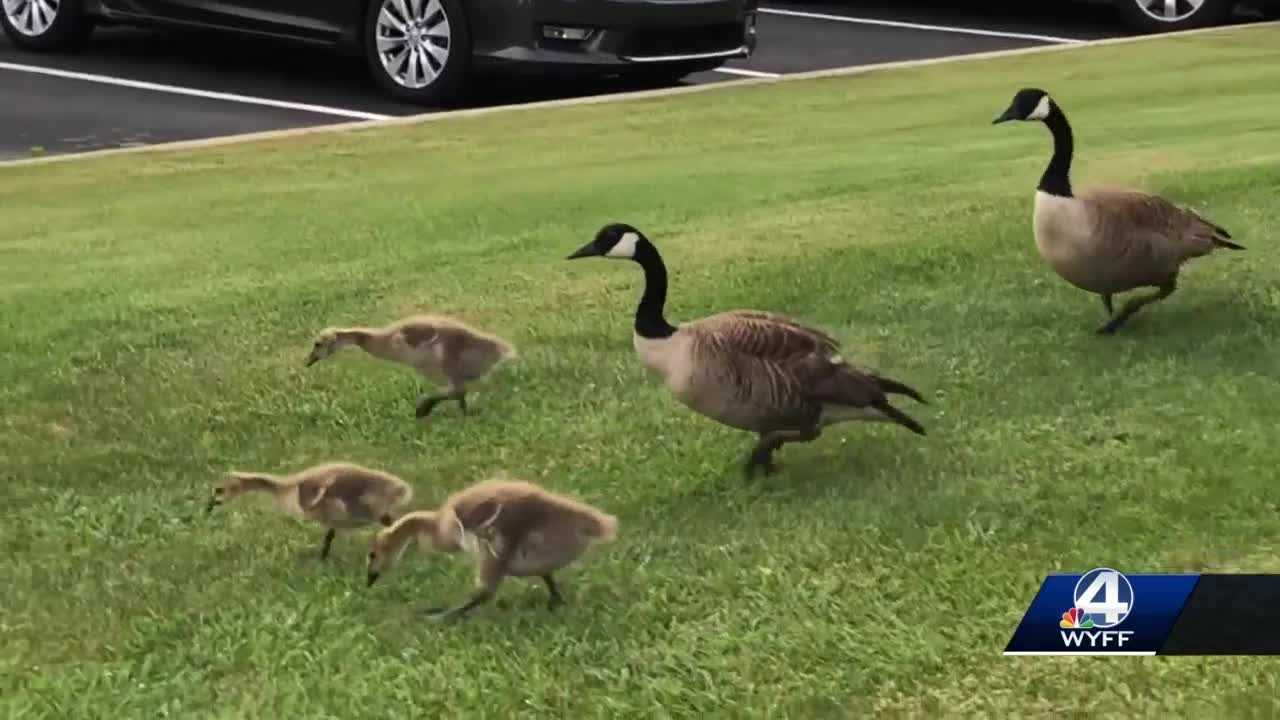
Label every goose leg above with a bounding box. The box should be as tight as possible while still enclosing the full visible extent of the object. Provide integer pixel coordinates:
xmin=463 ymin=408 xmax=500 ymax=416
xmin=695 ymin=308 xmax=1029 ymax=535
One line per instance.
xmin=1097 ymin=278 xmax=1177 ymax=335
xmin=319 ymin=528 xmax=336 ymax=560
xmin=1101 ymin=294 xmax=1114 ymax=316
xmin=744 ymin=428 xmax=822 ymax=478
xmin=744 ymin=435 xmax=782 ymax=478
xmin=542 ymin=574 xmax=565 ymax=610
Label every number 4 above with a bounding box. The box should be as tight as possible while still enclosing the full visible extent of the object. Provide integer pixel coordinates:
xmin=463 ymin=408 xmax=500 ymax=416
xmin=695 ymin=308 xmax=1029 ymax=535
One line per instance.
xmin=1077 ymin=571 xmax=1129 ymax=627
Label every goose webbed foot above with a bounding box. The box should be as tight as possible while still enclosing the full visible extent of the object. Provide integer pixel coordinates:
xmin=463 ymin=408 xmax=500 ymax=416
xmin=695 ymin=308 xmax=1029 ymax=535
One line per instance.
xmin=415 ymin=394 xmax=444 ymax=419
xmin=1101 ymin=293 xmax=1114 ymax=316
xmin=743 ymin=444 xmax=780 ymax=479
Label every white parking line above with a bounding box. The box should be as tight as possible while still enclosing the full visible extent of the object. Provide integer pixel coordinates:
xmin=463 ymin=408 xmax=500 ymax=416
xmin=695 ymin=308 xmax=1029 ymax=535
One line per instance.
xmin=0 ymin=61 xmax=391 ymax=121
xmin=757 ymin=7 xmax=1090 ymax=45
xmin=713 ymin=67 xmax=782 ymax=78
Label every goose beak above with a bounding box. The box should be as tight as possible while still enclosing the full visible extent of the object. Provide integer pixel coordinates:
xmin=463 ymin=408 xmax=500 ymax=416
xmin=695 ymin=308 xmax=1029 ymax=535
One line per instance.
xmin=992 ymin=107 xmax=1016 ymax=124
xmin=366 ymin=571 xmax=380 ymax=587
xmin=566 ymin=241 xmax=601 ymax=260
xmin=305 ymin=355 xmax=318 ymax=367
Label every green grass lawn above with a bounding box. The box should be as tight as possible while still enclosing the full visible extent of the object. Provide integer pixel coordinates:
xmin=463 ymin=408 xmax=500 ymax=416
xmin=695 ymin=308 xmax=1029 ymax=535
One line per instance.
xmin=4 ymin=24 xmax=1280 ymax=718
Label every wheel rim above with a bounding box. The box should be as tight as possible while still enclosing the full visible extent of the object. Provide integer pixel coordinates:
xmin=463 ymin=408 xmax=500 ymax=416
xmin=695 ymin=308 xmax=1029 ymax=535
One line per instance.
xmin=1133 ymin=0 xmax=1207 ymax=22
xmin=375 ymin=0 xmax=451 ymax=90
xmin=4 ymin=0 xmax=59 ymax=37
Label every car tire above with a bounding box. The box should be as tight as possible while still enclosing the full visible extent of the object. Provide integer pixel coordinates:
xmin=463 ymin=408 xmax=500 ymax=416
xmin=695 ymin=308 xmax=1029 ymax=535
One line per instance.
xmin=0 ymin=0 xmax=94 ymax=52
xmin=363 ymin=0 xmax=471 ymax=106
xmin=1114 ymin=0 xmax=1236 ymax=33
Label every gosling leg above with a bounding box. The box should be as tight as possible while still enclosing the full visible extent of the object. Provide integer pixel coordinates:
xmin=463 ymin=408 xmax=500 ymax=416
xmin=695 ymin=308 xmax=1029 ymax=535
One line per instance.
xmin=542 ymin=574 xmax=565 ymax=610
xmin=422 ymin=588 xmax=496 ymax=622
xmin=415 ymin=385 xmax=467 ymax=419
xmin=1097 ymin=278 xmax=1177 ymax=335
xmin=319 ymin=528 xmax=336 ymax=560
xmin=423 ymin=548 xmax=510 ymax=622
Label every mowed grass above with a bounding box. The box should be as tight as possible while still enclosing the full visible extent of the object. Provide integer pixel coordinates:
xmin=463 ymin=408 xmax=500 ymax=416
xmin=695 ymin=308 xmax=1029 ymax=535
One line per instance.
xmin=4 ymin=25 xmax=1280 ymax=718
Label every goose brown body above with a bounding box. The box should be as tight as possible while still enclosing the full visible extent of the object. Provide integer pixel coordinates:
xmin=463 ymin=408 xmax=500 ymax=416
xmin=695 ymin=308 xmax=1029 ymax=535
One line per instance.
xmin=1035 ymin=188 xmax=1239 ymax=295
xmin=209 ymin=462 xmax=415 ymax=559
xmin=366 ymin=477 xmax=617 ymax=620
xmin=306 ymin=314 xmax=517 ymax=418
xmin=637 ymin=309 xmax=918 ymax=435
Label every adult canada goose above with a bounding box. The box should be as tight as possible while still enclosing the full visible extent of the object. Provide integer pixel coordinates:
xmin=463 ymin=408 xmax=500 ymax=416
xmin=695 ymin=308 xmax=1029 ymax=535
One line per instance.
xmin=993 ymin=87 xmax=1244 ymax=334
xmin=305 ymin=314 xmax=517 ymax=419
xmin=207 ymin=462 xmax=414 ymax=559
xmin=566 ymin=223 xmax=927 ymax=477
xmin=365 ymin=477 xmax=617 ymax=621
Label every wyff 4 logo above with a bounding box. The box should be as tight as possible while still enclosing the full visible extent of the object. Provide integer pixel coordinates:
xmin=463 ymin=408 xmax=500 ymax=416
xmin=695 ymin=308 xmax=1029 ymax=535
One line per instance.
xmin=1060 ymin=568 xmax=1136 ymax=649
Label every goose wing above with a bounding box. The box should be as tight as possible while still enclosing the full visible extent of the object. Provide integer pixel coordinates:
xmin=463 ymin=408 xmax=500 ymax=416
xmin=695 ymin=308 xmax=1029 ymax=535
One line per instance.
xmin=797 ymin=355 xmax=928 ymax=434
xmin=1082 ymin=188 xmax=1230 ymax=258
xmin=795 ymin=354 xmax=884 ymax=408
xmin=690 ymin=310 xmax=841 ymax=361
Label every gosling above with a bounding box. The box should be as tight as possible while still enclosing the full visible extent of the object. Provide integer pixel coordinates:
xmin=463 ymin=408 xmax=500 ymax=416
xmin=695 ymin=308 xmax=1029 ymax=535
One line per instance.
xmin=365 ymin=476 xmax=618 ymax=621
xmin=305 ymin=314 xmax=517 ymax=419
xmin=208 ymin=461 xmax=414 ymax=559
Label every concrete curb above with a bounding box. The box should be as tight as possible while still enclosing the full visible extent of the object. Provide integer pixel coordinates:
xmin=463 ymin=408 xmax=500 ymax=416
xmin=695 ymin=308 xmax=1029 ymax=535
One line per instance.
xmin=2 ymin=19 xmax=1275 ymax=170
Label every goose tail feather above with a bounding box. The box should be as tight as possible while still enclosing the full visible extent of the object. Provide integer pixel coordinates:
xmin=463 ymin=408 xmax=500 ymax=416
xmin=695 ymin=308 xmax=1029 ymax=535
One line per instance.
xmin=872 ymin=399 xmax=926 ymax=436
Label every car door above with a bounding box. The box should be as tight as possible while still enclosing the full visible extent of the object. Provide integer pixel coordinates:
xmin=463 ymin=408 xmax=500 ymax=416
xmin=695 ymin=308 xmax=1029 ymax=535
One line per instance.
xmin=108 ymin=0 xmax=354 ymax=43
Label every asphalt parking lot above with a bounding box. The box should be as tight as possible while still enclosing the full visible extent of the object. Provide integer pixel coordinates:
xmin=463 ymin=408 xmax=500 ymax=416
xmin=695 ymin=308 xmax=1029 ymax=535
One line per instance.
xmin=0 ymin=0 xmax=1262 ymax=160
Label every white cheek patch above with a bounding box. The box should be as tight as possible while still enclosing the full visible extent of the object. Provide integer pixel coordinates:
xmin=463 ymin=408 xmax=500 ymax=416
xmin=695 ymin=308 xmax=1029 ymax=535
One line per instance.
xmin=606 ymin=231 xmax=640 ymax=258
xmin=1027 ymin=95 xmax=1051 ymax=121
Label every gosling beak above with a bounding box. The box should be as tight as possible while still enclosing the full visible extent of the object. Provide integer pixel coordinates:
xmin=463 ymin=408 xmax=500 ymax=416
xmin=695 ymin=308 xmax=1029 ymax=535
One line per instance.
xmin=992 ymin=107 xmax=1017 ymax=125
xmin=366 ymin=571 xmax=380 ymax=587
xmin=305 ymin=355 xmax=318 ymax=367
xmin=566 ymin=241 xmax=601 ymax=260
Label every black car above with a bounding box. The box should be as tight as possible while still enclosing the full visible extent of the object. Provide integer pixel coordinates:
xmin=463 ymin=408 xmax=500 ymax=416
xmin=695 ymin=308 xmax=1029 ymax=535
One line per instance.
xmin=0 ymin=0 xmax=760 ymax=105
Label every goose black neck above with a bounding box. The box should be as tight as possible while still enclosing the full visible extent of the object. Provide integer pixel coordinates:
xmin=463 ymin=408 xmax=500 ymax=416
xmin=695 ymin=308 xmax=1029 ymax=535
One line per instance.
xmin=632 ymin=242 xmax=676 ymax=339
xmin=1038 ymin=104 xmax=1074 ymax=197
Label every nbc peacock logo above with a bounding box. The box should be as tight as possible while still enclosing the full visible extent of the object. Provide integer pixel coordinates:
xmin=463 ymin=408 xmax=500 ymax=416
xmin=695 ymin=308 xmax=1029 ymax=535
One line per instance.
xmin=1059 ymin=607 xmax=1095 ymax=629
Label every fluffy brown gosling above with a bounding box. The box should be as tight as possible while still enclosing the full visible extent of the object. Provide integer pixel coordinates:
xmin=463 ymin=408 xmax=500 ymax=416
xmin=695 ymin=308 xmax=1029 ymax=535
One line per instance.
xmin=365 ymin=477 xmax=618 ymax=621
xmin=207 ymin=462 xmax=414 ymax=560
xmin=305 ymin=314 xmax=517 ymax=419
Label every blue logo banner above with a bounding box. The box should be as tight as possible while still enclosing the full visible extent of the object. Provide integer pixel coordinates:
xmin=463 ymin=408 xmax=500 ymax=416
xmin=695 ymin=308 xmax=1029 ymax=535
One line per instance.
xmin=1004 ymin=568 xmax=1200 ymax=655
